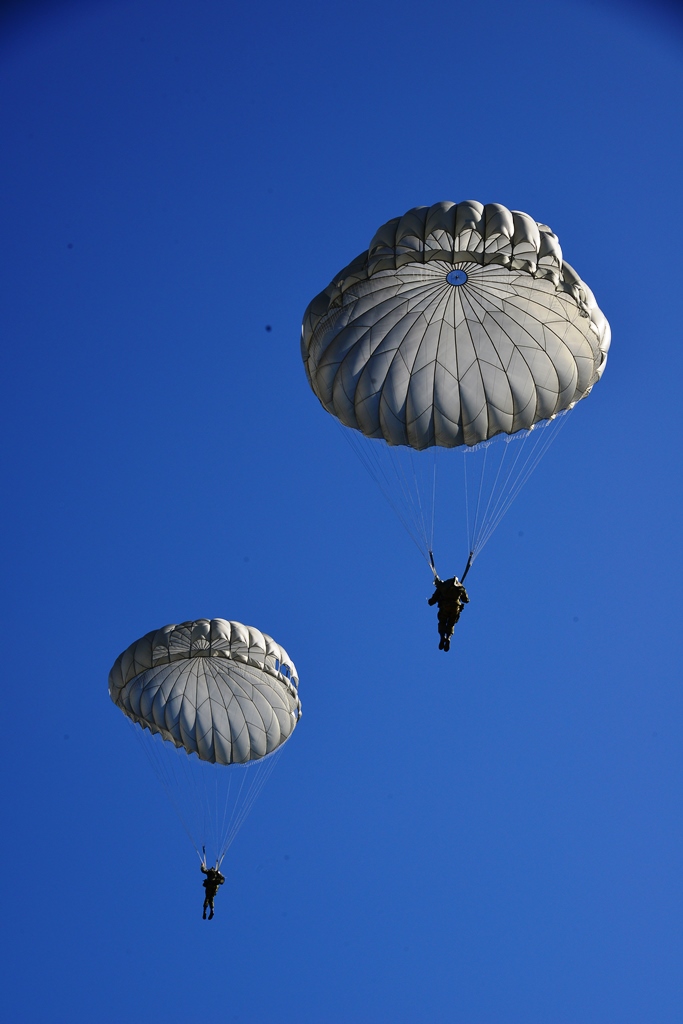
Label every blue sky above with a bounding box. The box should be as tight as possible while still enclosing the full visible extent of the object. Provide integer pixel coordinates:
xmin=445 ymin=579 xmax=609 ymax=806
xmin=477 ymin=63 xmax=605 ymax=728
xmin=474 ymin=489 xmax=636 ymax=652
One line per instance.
xmin=2 ymin=1 xmax=683 ymax=1021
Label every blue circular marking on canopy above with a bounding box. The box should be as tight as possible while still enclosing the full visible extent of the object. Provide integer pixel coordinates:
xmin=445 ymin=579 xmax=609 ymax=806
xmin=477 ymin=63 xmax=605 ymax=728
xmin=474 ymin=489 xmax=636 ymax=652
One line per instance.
xmin=447 ymin=269 xmax=468 ymax=286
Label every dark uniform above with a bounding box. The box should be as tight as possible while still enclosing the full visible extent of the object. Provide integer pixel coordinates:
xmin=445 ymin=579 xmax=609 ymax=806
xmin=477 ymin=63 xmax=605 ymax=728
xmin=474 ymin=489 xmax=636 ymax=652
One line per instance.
xmin=201 ymin=864 xmax=225 ymax=920
xmin=428 ymin=576 xmax=469 ymax=651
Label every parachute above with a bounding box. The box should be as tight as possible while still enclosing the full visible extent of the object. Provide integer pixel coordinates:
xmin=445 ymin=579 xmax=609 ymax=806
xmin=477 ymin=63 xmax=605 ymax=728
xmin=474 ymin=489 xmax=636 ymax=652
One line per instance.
xmin=301 ymin=201 xmax=610 ymax=575
xmin=110 ymin=618 xmax=301 ymax=865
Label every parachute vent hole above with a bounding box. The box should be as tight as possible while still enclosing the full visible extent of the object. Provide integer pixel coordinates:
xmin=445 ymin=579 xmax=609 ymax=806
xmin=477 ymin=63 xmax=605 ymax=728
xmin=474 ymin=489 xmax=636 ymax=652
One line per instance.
xmin=446 ymin=269 xmax=468 ymax=287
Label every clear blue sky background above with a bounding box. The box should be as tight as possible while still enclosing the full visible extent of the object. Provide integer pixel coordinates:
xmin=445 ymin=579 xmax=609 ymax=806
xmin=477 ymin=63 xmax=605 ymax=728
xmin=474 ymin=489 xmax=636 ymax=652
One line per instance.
xmin=2 ymin=1 xmax=683 ymax=1021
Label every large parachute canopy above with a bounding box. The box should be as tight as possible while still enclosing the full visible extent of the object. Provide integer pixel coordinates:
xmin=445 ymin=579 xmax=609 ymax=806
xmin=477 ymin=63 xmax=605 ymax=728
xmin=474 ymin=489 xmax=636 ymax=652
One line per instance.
xmin=302 ymin=201 xmax=610 ymax=450
xmin=110 ymin=618 xmax=301 ymax=864
xmin=301 ymin=201 xmax=610 ymax=572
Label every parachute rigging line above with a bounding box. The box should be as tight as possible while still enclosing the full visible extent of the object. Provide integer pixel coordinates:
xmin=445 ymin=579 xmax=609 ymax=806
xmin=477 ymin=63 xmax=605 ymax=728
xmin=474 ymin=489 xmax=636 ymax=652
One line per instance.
xmin=464 ymin=411 xmax=571 ymax=562
xmin=338 ymin=422 xmax=436 ymax=569
xmin=338 ymin=411 xmax=570 ymax=577
xmin=130 ymin=720 xmax=203 ymax=861
xmin=130 ymin=721 xmax=284 ymax=866
xmin=216 ymin=747 xmax=284 ymax=865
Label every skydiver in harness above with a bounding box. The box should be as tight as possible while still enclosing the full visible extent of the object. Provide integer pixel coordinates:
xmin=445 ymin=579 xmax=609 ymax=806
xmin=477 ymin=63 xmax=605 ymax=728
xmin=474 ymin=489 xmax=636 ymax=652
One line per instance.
xmin=201 ymin=861 xmax=225 ymax=920
xmin=428 ymin=573 xmax=469 ymax=651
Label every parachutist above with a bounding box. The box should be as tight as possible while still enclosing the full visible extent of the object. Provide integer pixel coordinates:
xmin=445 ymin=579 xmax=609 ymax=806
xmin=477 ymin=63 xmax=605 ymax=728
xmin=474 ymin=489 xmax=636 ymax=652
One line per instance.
xmin=428 ymin=576 xmax=469 ymax=651
xmin=201 ymin=863 xmax=225 ymax=920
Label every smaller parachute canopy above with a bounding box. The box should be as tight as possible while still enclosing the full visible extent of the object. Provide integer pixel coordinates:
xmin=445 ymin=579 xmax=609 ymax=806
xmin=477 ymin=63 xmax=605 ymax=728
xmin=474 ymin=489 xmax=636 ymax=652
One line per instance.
xmin=109 ymin=618 xmax=301 ymax=766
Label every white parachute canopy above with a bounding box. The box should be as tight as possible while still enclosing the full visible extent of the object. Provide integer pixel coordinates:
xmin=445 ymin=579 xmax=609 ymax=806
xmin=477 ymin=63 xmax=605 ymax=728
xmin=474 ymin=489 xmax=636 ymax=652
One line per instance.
xmin=301 ymin=201 xmax=610 ymax=571
xmin=110 ymin=618 xmax=302 ymax=865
